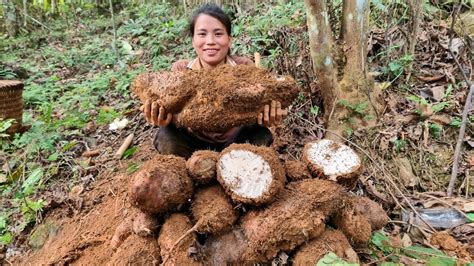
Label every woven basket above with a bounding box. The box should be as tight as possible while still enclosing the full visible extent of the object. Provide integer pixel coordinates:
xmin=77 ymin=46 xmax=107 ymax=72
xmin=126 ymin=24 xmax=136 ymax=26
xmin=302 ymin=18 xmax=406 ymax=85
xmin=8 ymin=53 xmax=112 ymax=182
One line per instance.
xmin=0 ymin=80 xmax=23 ymax=134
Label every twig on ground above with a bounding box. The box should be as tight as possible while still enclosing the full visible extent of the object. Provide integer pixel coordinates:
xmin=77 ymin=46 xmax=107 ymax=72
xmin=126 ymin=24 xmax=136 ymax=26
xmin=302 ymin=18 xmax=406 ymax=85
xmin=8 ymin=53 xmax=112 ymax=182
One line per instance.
xmin=446 ymin=3 xmax=473 ymax=197
xmin=388 ymin=220 xmax=435 ymax=234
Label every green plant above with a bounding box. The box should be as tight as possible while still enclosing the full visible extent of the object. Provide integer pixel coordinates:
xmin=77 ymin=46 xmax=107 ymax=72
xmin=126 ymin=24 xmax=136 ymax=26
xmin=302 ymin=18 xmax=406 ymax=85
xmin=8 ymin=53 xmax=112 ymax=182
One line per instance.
xmin=369 ymin=231 xmax=460 ymax=265
xmin=338 ymin=99 xmax=374 ymax=121
xmin=428 ymin=123 xmax=442 ymax=139
xmin=450 ymin=117 xmax=461 ymax=127
xmin=393 ymin=139 xmax=407 ymax=152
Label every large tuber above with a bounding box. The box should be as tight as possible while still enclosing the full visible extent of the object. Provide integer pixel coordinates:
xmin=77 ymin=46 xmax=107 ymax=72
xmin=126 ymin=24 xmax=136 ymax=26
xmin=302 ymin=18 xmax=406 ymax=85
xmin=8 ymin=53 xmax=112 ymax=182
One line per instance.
xmin=129 ymin=155 xmax=193 ymax=214
xmin=132 ymin=65 xmax=299 ymax=131
xmin=191 ymin=185 xmax=238 ymax=234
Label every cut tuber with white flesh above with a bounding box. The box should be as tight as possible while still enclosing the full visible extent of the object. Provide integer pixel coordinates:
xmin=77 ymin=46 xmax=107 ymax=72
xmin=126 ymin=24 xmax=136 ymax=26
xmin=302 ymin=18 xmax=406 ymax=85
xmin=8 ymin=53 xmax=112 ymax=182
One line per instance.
xmin=129 ymin=155 xmax=193 ymax=214
xmin=302 ymin=139 xmax=362 ymax=189
xmin=217 ymin=143 xmax=286 ymax=205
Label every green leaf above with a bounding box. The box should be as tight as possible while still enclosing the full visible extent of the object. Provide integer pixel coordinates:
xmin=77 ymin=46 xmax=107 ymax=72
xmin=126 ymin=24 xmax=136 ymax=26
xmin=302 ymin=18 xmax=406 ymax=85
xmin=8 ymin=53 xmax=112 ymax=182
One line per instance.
xmin=127 ymin=163 xmax=139 ymax=174
xmin=407 ymin=95 xmax=422 ymax=104
xmin=316 ymin=252 xmax=358 ymax=266
xmin=0 ymin=119 xmax=14 ymax=133
xmin=389 ymin=61 xmax=402 ymax=75
xmin=466 ymin=213 xmax=474 ymax=222
xmin=354 ymin=101 xmax=368 ymax=114
xmin=121 ymin=40 xmax=134 ymax=55
xmin=403 ymin=245 xmax=456 ymax=265
xmin=338 ymin=99 xmax=353 ymax=109
xmin=122 ymin=146 xmax=138 ymax=159
xmin=22 ymin=168 xmax=43 ymax=196
xmin=47 ymin=152 xmax=59 ymax=162
xmin=310 ymin=106 xmax=320 ymax=115
xmin=0 ymin=232 xmax=12 ymax=245
xmin=371 ymin=231 xmax=393 ymax=254
xmin=62 ymin=140 xmax=77 ymax=152
xmin=0 ymin=216 xmax=7 ymax=231
xmin=432 ymin=102 xmax=451 ymax=113
xmin=449 ymin=117 xmax=461 ymax=128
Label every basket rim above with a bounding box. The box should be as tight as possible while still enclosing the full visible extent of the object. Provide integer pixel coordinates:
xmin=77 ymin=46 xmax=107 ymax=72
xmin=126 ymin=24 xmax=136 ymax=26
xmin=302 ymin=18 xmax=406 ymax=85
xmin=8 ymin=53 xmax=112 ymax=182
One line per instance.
xmin=0 ymin=80 xmax=24 ymax=91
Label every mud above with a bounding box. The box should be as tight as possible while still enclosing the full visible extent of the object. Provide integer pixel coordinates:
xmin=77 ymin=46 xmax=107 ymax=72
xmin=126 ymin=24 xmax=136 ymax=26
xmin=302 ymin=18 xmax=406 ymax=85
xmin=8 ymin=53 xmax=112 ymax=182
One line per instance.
xmin=292 ymin=229 xmax=359 ymax=265
xmin=284 ymin=160 xmax=312 ymax=182
xmin=158 ymin=213 xmax=200 ymax=266
xmin=217 ymin=143 xmax=286 ymax=205
xmin=129 ymin=154 xmax=193 ymax=214
xmin=186 ymin=150 xmax=219 ymax=185
xmin=108 ymin=234 xmax=160 ymax=265
xmin=132 ymin=65 xmax=300 ymax=131
xmin=192 ymin=185 xmax=238 ymax=235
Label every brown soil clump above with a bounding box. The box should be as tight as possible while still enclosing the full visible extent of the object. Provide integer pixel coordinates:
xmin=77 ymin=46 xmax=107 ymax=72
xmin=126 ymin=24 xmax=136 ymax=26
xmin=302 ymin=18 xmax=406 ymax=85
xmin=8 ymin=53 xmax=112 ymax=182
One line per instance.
xmin=158 ymin=213 xmax=200 ymax=266
xmin=292 ymin=229 xmax=359 ymax=265
xmin=129 ymin=154 xmax=193 ymax=214
xmin=354 ymin=196 xmax=389 ymax=230
xmin=431 ymin=231 xmax=472 ymax=261
xmin=186 ymin=150 xmax=219 ymax=185
xmin=132 ymin=65 xmax=300 ymax=131
xmin=191 ymin=185 xmax=238 ymax=234
xmin=302 ymin=139 xmax=362 ymax=189
xmin=284 ymin=160 xmax=312 ymax=182
xmin=217 ymin=143 xmax=286 ymax=205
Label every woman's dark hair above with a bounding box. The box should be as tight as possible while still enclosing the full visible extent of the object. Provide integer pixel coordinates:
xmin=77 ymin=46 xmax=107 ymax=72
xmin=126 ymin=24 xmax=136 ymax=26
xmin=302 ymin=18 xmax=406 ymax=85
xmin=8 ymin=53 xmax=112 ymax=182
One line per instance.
xmin=189 ymin=4 xmax=232 ymax=36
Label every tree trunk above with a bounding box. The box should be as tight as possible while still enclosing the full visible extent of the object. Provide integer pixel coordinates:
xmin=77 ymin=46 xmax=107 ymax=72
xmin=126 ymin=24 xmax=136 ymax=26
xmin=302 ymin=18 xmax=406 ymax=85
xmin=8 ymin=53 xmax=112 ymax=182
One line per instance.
xmin=304 ymin=0 xmax=382 ymax=139
xmin=2 ymin=0 xmax=18 ymax=37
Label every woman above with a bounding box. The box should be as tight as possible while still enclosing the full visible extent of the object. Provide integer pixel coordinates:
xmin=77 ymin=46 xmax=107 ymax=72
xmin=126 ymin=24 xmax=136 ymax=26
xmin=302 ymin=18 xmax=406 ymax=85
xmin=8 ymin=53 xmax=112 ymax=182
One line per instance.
xmin=143 ymin=4 xmax=286 ymax=158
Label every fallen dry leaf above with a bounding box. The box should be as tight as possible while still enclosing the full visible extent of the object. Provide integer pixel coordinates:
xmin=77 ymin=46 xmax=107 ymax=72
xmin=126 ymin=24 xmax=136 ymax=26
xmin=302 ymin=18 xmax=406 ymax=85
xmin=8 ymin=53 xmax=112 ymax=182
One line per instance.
xmin=417 ymin=75 xmax=445 ymax=83
xmin=396 ymin=157 xmax=418 ymax=187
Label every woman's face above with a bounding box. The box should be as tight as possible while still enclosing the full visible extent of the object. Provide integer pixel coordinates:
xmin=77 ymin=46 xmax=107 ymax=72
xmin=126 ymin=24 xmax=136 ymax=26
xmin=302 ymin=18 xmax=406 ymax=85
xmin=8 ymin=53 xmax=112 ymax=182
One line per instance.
xmin=192 ymin=14 xmax=231 ymax=68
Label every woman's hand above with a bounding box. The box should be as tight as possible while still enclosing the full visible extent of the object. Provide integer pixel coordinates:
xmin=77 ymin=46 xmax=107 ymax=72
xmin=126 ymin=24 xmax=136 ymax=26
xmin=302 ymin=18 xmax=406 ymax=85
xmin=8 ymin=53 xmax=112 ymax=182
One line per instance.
xmin=142 ymin=99 xmax=172 ymax=127
xmin=257 ymin=100 xmax=288 ymax=127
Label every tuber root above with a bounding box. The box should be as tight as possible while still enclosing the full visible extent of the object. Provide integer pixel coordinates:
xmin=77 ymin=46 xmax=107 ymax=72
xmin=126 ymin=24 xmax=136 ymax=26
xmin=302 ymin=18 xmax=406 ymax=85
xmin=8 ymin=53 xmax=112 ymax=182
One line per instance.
xmin=217 ymin=143 xmax=286 ymax=205
xmin=302 ymin=139 xmax=362 ymax=189
xmin=129 ymin=155 xmax=193 ymax=214
xmin=186 ymin=150 xmax=219 ymax=185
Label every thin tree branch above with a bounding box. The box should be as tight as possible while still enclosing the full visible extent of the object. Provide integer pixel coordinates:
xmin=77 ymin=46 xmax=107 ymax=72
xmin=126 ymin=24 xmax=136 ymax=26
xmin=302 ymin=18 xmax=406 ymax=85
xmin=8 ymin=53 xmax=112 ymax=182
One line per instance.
xmin=108 ymin=0 xmax=118 ymax=60
xmin=447 ymin=2 xmax=473 ymax=197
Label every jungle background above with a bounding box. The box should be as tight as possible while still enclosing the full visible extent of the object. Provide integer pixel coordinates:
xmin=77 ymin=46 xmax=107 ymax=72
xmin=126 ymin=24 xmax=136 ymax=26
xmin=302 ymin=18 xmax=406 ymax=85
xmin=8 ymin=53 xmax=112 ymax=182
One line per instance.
xmin=0 ymin=0 xmax=473 ymax=264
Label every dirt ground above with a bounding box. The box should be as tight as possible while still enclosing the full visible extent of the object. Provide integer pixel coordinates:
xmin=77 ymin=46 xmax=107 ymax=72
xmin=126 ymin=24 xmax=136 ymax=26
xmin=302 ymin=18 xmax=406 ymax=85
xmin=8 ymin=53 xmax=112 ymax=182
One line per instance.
xmin=12 ymin=141 xmax=158 ymax=265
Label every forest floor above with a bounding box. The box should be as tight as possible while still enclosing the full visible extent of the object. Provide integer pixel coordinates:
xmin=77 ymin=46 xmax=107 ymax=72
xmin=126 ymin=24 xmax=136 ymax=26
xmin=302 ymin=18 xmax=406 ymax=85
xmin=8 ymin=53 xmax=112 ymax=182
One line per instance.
xmin=0 ymin=1 xmax=473 ymax=265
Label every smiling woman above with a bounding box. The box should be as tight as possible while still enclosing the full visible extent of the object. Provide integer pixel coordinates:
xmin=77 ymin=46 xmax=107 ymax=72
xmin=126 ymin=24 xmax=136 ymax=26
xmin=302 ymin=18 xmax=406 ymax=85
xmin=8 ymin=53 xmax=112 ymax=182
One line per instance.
xmin=142 ymin=4 xmax=287 ymax=159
